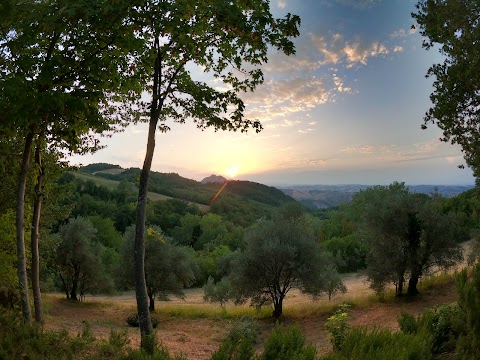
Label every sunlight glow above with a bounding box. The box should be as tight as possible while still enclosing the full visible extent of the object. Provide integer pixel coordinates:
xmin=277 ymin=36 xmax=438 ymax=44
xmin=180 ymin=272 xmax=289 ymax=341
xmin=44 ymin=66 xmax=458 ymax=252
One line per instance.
xmin=224 ymin=164 xmax=239 ymax=178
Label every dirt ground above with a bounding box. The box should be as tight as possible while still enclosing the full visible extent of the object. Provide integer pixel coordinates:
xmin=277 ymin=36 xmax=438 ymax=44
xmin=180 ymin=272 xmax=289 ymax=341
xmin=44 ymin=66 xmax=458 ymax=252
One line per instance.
xmin=43 ymin=271 xmax=459 ymax=359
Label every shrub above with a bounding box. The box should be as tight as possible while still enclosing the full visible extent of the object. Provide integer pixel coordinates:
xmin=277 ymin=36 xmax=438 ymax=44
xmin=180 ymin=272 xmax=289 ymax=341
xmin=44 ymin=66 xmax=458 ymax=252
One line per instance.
xmin=455 ymin=264 xmax=480 ymax=359
xmin=260 ymin=324 xmax=316 ymax=360
xmin=333 ymin=327 xmax=432 ymax=360
xmin=209 ymin=317 xmax=258 ymax=360
xmin=325 ymin=303 xmax=351 ymax=351
xmin=126 ymin=314 xmax=158 ymax=328
xmin=399 ymin=304 xmax=463 ymax=354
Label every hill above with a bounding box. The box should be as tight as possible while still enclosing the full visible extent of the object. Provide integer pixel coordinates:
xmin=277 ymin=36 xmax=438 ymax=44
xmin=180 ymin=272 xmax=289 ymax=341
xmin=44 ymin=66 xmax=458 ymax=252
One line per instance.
xmin=76 ymin=163 xmax=297 ymax=226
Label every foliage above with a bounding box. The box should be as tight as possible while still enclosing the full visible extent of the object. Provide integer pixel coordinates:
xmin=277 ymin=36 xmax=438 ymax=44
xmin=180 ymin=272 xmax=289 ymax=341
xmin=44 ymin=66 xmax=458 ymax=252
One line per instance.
xmin=120 ymin=226 xmax=197 ymax=311
xmin=322 ymin=327 xmax=433 ymax=360
xmin=55 ymin=217 xmax=114 ymax=300
xmin=209 ymin=317 xmax=258 ymax=360
xmin=322 ymin=234 xmax=367 ymax=273
xmin=349 ymin=182 xmax=461 ymax=296
xmin=413 ymin=0 xmax=480 ymax=180
xmin=228 ymin=204 xmax=342 ymax=317
xmin=260 ymin=324 xmax=317 ymax=360
xmin=325 ymin=304 xmax=351 ymax=351
xmin=398 ymin=304 xmax=462 ymax=354
xmin=126 ymin=315 xmax=158 ymax=329
xmin=0 ymin=210 xmax=17 ymax=292
xmin=455 ymin=263 xmax=480 ymax=359
xmin=203 ymin=276 xmax=234 ymax=308
xmin=0 ymin=308 xmax=186 ymax=360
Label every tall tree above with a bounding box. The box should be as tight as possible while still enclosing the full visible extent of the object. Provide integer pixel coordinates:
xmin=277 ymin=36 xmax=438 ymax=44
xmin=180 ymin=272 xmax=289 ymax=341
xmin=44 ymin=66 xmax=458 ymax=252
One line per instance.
xmin=128 ymin=0 xmax=300 ymax=350
xmin=413 ymin=1 xmax=480 ymax=181
xmin=350 ymin=183 xmax=461 ymax=296
xmin=0 ymin=0 xmax=140 ymax=322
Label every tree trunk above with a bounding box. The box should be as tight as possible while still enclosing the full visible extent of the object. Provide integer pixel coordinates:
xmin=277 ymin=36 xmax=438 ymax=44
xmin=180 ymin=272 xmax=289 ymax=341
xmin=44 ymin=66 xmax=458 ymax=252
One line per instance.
xmin=31 ymin=142 xmax=44 ymax=322
xmin=272 ymin=297 xmax=283 ymax=318
xmin=70 ymin=268 xmax=79 ymax=301
xmin=407 ymin=272 xmax=420 ymax=296
xmin=16 ymin=130 xmax=34 ymax=323
xmin=134 ymin=117 xmax=158 ymax=353
xmin=148 ymin=290 xmax=155 ymax=312
xmin=396 ymin=275 xmax=404 ymax=296
xmin=59 ymin=274 xmax=69 ymax=299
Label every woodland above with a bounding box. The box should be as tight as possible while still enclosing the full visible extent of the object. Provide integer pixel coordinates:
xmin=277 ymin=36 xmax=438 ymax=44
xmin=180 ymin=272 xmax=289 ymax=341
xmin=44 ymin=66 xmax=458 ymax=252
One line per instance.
xmin=2 ymin=0 xmax=480 ymax=359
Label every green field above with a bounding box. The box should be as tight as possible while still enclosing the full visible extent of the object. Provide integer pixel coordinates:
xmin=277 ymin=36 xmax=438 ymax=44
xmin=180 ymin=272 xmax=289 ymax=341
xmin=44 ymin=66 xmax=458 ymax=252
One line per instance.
xmin=72 ymin=172 xmax=210 ymax=212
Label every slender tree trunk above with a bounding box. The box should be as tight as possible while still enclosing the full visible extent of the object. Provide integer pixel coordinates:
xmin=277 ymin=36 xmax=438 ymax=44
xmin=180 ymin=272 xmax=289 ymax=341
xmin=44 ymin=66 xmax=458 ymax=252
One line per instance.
xmin=396 ymin=275 xmax=404 ymax=296
xmin=16 ymin=130 xmax=34 ymax=323
xmin=148 ymin=290 xmax=155 ymax=312
xmin=134 ymin=117 xmax=157 ymax=353
xmin=70 ymin=268 xmax=79 ymax=301
xmin=31 ymin=142 xmax=44 ymax=322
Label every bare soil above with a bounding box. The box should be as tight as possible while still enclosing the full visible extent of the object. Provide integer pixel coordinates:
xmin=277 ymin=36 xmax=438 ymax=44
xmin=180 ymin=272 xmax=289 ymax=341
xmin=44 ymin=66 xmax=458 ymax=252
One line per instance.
xmin=43 ymin=271 xmax=459 ymax=359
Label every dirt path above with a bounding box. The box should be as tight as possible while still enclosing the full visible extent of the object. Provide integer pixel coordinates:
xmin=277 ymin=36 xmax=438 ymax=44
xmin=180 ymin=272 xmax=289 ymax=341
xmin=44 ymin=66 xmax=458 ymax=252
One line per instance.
xmin=43 ymin=270 xmax=459 ymax=359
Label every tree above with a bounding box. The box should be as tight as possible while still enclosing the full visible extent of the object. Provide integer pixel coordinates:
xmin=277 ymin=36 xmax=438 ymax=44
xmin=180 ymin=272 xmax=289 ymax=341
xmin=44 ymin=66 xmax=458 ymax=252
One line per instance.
xmin=55 ymin=217 xmax=113 ymax=301
xmin=120 ymin=225 xmax=197 ymax=312
xmin=228 ymin=204 xmax=340 ymax=317
xmin=412 ymin=1 xmax=480 ymax=180
xmin=127 ymin=1 xmax=300 ymax=348
xmin=350 ymin=183 xmax=461 ymax=296
xmin=0 ymin=0 xmax=140 ymax=322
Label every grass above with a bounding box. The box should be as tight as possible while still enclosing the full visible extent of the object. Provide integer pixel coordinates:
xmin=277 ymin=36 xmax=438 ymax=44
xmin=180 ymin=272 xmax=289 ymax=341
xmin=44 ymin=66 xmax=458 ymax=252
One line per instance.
xmin=71 ymin=172 xmax=210 ymax=212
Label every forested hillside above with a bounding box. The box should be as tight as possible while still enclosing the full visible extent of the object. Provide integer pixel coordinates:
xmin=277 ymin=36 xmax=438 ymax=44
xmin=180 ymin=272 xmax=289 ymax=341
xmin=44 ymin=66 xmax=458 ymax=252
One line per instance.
xmin=78 ymin=164 xmax=297 ymax=227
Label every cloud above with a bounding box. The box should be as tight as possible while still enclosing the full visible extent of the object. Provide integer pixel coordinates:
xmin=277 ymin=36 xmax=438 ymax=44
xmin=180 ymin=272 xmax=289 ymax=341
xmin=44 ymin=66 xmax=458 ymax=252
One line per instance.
xmin=321 ymin=0 xmax=381 ymax=9
xmin=332 ymin=73 xmax=352 ymax=93
xmin=341 ymin=144 xmax=397 ymax=155
xmin=277 ymin=0 xmax=287 ymax=9
xmin=393 ymin=46 xmax=404 ymax=53
xmin=266 ymin=32 xmax=394 ymax=74
xmin=243 ymin=76 xmax=332 ymax=113
xmin=343 ymin=41 xmax=389 ymax=67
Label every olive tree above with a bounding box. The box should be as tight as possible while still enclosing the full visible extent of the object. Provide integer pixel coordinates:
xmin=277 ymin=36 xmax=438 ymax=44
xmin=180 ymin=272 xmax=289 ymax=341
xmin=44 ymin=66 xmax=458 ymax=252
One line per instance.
xmin=55 ymin=217 xmax=114 ymax=301
xmin=227 ymin=204 xmax=342 ymax=317
xmin=350 ymin=183 xmax=462 ymax=296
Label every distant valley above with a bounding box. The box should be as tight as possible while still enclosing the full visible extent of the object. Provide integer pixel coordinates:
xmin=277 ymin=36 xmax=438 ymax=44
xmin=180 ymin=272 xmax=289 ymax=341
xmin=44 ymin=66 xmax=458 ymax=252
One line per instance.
xmin=279 ymin=184 xmax=475 ymax=209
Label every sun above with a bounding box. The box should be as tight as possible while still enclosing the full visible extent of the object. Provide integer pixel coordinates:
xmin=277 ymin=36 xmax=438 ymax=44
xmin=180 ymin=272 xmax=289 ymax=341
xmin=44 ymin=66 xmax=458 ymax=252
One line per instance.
xmin=224 ymin=164 xmax=239 ymax=178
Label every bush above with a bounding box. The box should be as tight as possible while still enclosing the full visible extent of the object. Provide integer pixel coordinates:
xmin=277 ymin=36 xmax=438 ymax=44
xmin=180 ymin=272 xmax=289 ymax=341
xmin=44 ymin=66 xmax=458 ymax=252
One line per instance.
xmin=126 ymin=314 xmax=158 ymax=329
xmin=260 ymin=324 xmax=316 ymax=360
xmin=325 ymin=304 xmax=350 ymax=351
xmin=329 ymin=327 xmax=432 ymax=360
xmin=399 ymin=304 xmax=463 ymax=354
xmin=209 ymin=317 xmax=258 ymax=360
xmin=455 ymin=264 xmax=480 ymax=359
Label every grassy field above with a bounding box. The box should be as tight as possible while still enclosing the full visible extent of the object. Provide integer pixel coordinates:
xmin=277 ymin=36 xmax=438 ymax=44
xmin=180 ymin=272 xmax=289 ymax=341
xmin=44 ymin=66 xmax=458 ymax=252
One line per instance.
xmin=72 ymin=172 xmax=210 ymax=212
xmin=42 ymin=271 xmax=459 ymax=360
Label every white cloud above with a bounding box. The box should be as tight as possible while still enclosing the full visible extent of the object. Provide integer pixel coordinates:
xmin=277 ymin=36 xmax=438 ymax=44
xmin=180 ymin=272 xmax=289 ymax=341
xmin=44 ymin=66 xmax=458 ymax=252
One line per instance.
xmin=341 ymin=144 xmax=397 ymax=154
xmin=332 ymin=73 xmax=352 ymax=93
xmin=277 ymin=0 xmax=287 ymax=9
xmin=393 ymin=46 xmax=404 ymax=53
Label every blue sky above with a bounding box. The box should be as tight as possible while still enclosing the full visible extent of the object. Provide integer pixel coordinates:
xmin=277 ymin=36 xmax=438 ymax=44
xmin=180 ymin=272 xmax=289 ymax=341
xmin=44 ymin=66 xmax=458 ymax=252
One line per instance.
xmin=70 ymin=0 xmax=475 ymax=186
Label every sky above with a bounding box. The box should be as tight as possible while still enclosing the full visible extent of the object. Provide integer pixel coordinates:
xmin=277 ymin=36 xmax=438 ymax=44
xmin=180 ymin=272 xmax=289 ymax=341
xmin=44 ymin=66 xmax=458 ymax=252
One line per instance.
xmin=70 ymin=0 xmax=475 ymax=186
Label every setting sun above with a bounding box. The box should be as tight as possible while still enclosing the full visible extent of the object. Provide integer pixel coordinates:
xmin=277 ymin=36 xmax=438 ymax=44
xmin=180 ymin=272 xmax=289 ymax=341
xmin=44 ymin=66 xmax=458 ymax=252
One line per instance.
xmin=224 ymin=164 xmax=239 ymax=178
